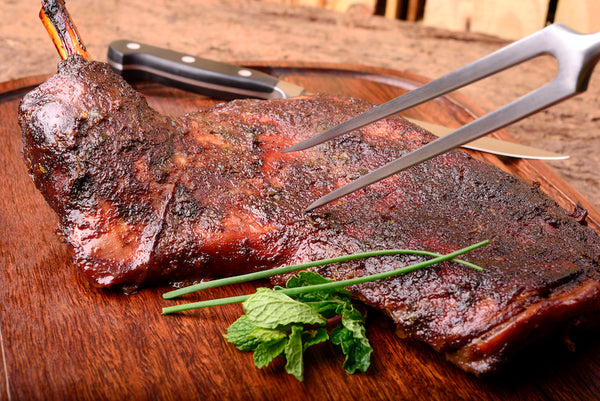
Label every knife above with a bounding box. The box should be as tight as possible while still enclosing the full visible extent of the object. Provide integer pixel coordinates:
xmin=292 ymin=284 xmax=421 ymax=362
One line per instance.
xmin=107 ymin=40 xmax=567 ymax=160
xmin=107 ymin=39 xmax=306 ymax=100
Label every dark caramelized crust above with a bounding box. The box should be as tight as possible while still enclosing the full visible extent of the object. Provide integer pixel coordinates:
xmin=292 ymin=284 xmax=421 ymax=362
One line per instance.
xmin=19 ymin=56 xmax=600 ymax=375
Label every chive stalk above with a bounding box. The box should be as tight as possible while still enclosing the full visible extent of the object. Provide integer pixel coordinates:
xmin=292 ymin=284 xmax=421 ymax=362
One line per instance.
xmin=163 ymin=245 xmax=484 ymax=300
xmin=162 ymin=240 xmax=488 ymax=315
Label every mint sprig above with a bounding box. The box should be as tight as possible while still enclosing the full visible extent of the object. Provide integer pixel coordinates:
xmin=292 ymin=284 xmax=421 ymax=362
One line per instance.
xmin=224 ymin=271 xmax=373 ymax=381
xmin=242 ymin=287 xmax=326 ymax=329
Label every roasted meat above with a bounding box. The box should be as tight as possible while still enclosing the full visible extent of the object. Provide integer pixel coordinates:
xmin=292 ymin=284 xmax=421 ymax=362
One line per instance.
xmin=18 ymin=56 xmax=600 ymax=375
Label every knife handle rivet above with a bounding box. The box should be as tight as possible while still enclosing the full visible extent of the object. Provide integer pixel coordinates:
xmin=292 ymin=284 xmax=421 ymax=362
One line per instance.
xmin=238 ymin=69 xmax=252 ymax=77
xmin=181 ymin=55 xmax=196 ymax=64
xmin=126 ymin=42 xmax=141 ymax=50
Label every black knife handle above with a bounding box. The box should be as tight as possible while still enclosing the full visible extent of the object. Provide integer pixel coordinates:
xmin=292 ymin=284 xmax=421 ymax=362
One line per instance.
xmin=107 ymin=40 xmax=284 ymax=100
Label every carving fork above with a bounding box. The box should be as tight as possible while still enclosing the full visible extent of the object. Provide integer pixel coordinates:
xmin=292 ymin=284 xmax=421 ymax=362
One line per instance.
xmin=283 ymin=24 xmax=600 ymax=211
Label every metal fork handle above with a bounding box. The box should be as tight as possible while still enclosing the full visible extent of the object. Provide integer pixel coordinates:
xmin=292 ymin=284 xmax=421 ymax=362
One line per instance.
xmin=304 ymin=24 xmax=600 ymax=211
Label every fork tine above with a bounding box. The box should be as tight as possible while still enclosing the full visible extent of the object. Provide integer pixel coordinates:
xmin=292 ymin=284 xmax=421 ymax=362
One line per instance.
xmin=284 ymin=24 xmax=564 ymax=154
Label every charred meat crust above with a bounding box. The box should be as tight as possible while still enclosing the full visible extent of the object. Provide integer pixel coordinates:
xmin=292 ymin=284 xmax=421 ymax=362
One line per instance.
xmin=18 ymin=55 xmax=600 ymax=374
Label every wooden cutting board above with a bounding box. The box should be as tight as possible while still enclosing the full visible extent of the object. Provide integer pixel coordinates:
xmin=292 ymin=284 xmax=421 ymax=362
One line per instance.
xmin=2 ymin=62 xmax=600 ymax=401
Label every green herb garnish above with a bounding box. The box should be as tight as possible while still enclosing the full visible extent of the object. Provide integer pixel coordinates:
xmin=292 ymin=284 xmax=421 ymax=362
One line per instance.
xmin=224 ymin=271 xmax=372 ymax=381
xmin=161 ymin=240 xmax=488 ymax=380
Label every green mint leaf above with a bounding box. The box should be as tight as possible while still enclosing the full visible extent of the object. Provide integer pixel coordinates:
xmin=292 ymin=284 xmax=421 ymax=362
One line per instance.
xmin=286 ymin=271 xmax=353 ymax=318
xmin=330 ymin=307 xmax=373 ymax=374
xmin=286 ymin=271 xmax=350 ymax=300
xmin=330 ymin=326 xmax=371 ymax=374
xmin=301 ymin=328 xmax=329 ymax=351
xmin=243 ymin=288 xmax=326 ymax=329
xmin=286 ymin=270 xmax=332 ymax=287
xmin=249 ymin=327 xmax=288 ymax=343
xmin=253 ymin=338 xmax=287 ymax=369
xmin=304 ymin=300 xmax=343 ymax=319
xmin=341 ymin=305 xmax=367 ymax=332
xmin=224 ymin=315 xmax=260 ymax=351
xmin=284 ymin=325 xmax=305 ymax=381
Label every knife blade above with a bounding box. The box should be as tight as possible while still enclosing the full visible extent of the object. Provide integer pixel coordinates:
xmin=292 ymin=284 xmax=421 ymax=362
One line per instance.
xmin=106 ymin=40 xmax=567 ymax=160
xmin=403 ymin=118 xmax=567 ymax=160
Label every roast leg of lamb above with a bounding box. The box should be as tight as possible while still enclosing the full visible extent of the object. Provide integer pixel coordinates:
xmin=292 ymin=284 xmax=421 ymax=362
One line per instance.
xmin=19 ymin=54 xmax=600 ymax=375
xmin=18 ymin=0 xmax=600 ymax=377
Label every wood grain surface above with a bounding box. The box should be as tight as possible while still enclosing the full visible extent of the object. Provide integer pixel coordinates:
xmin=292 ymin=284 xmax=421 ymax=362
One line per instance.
xmin=2 ymin=63 xmax=600 ymax=401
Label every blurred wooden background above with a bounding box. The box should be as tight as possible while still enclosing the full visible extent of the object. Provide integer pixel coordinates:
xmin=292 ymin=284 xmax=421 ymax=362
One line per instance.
xmin=264 ymin=0 xmax=600 ymax=39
